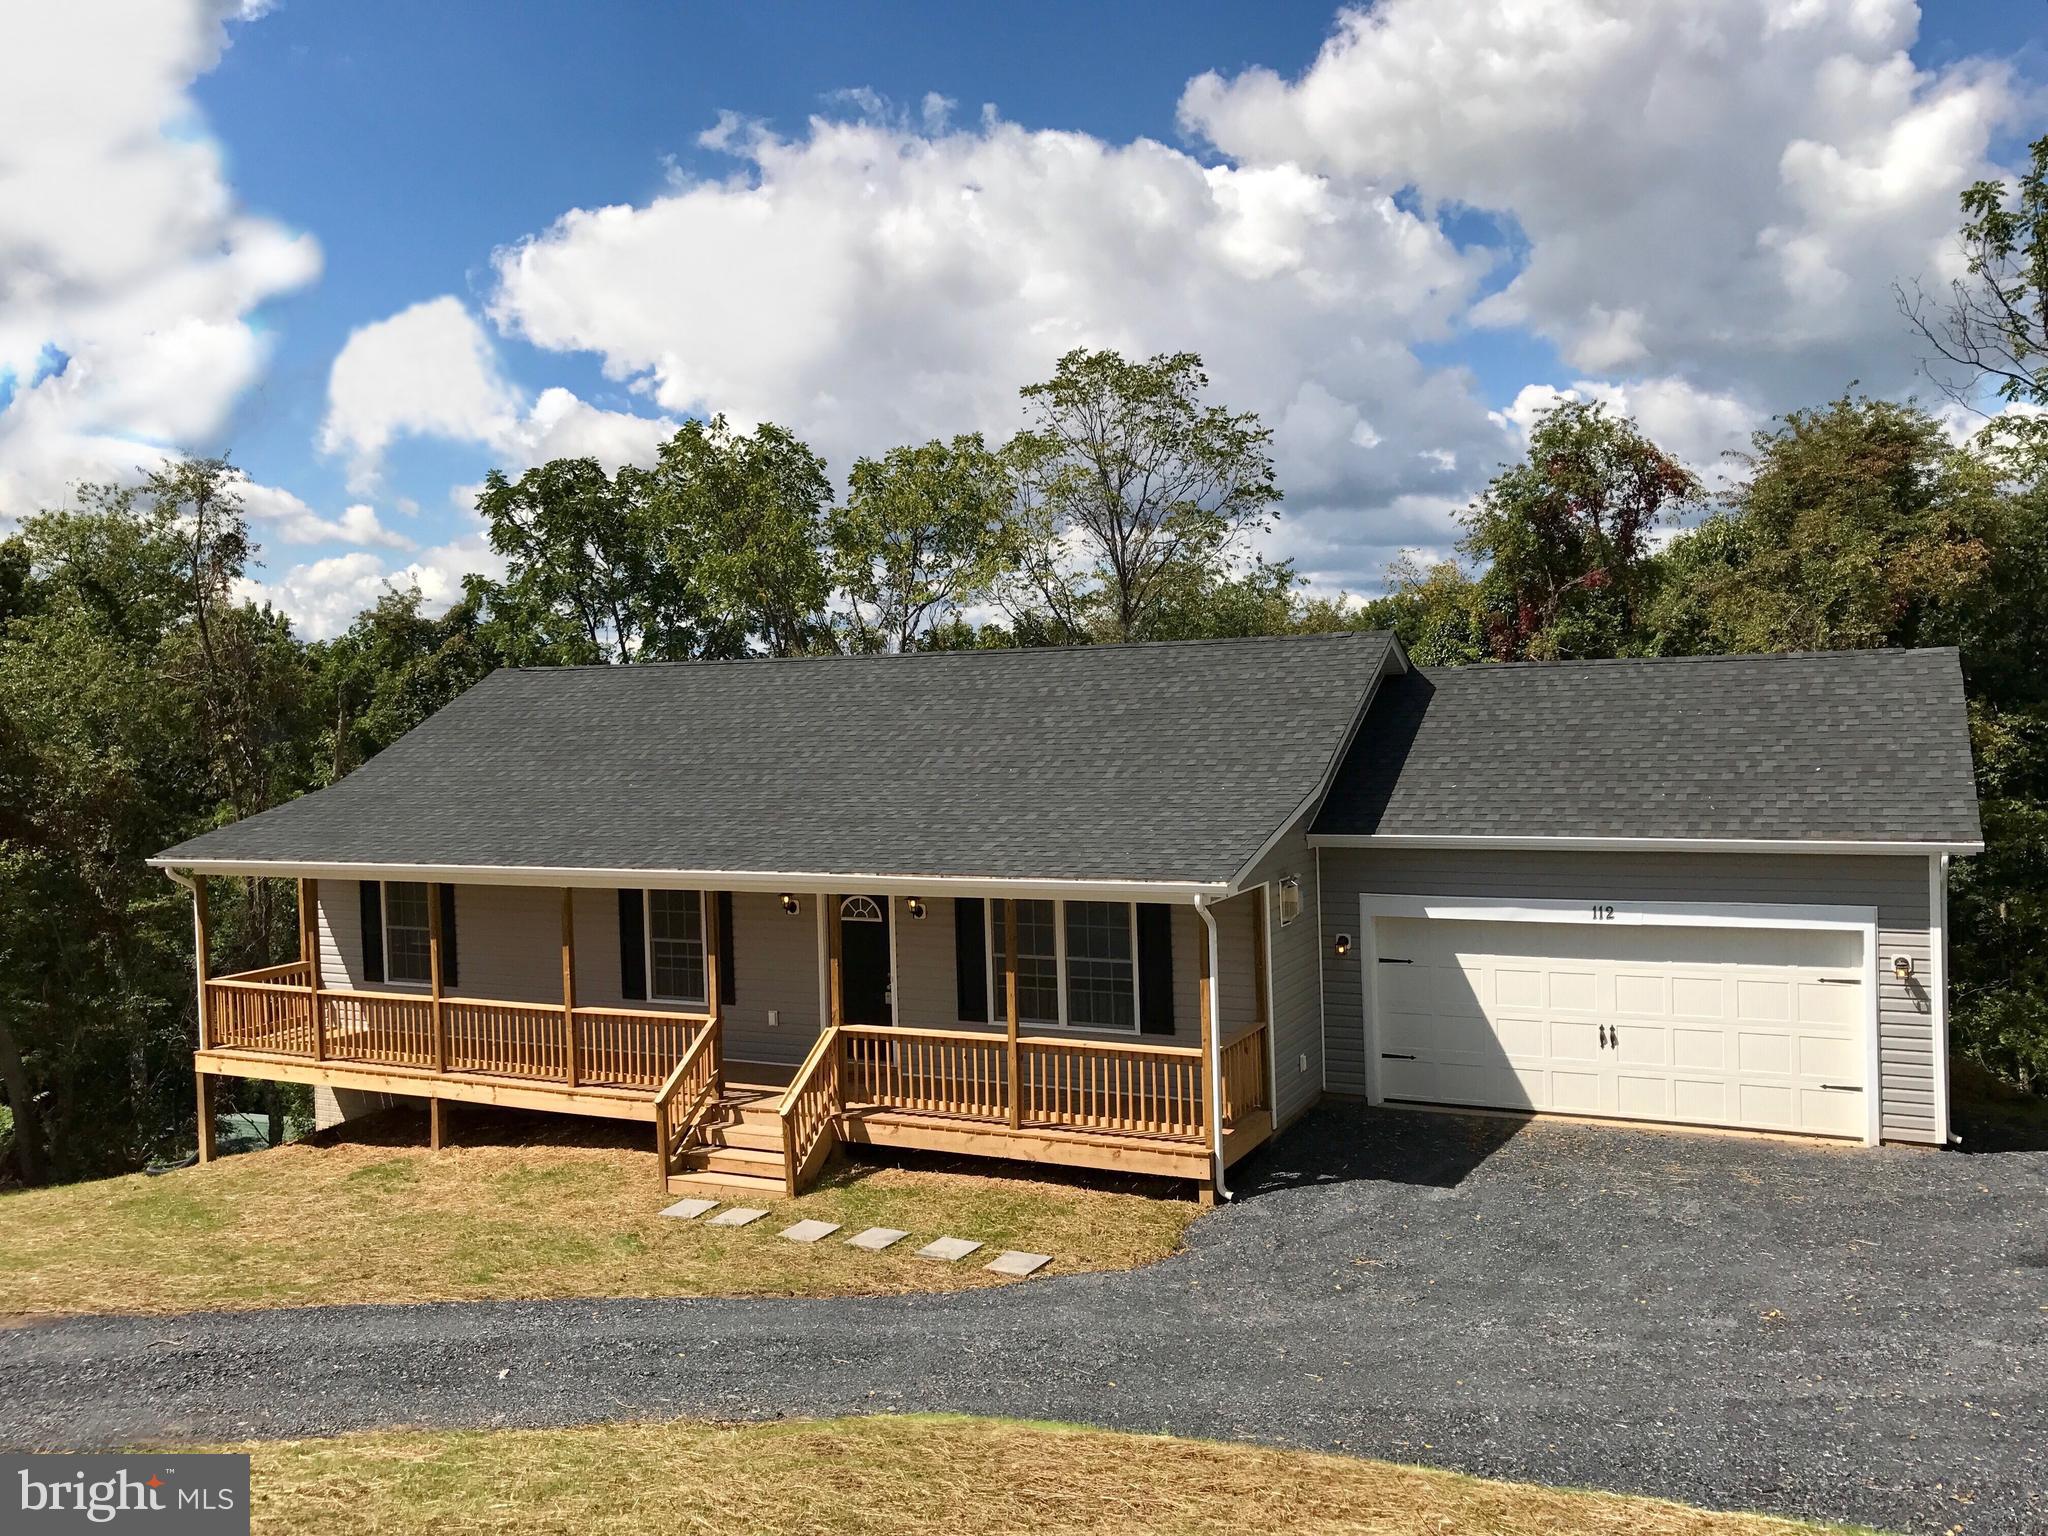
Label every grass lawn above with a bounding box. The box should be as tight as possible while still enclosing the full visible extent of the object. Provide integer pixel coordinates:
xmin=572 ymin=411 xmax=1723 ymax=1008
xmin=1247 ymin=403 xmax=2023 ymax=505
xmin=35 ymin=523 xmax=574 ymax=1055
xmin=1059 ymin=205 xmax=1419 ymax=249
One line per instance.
xmin=0 ymin=1109 xmax=1194 ymax=1318
xmin=224 ymin=1414 xmax=1886 ymax=1536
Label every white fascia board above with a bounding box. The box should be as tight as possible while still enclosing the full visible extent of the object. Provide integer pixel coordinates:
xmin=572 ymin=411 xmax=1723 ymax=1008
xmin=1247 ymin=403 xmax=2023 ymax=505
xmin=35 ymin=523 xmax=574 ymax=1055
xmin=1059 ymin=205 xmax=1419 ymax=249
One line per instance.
xmin=1306 ymin=833 xmax=1985 ymax=857
xmin=146 ymin=857 xmax=1224 ymax=903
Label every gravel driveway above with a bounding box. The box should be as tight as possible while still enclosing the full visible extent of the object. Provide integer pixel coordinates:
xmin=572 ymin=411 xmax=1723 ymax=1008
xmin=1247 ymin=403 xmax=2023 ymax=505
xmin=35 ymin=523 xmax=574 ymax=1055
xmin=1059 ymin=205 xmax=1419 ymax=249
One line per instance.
xmin=3 ymin=1104 xmax=2043 ymax=1534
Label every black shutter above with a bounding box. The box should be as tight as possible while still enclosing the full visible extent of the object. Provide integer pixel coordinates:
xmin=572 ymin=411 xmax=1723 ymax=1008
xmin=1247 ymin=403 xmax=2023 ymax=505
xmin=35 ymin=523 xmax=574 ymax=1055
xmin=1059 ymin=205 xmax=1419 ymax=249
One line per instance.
xmin=437 ymin=883 xmax=459 ymax=988
xmin=359 ymin=880 xmax=384 ymax=984
xmin=1137 ymin=902 xmax=1174 ymax=1035
xmin=955 ymin=898 xmax=988 ymax=1022
xmin=619 ymin=888 xmax=646 ymax=1000
xmin=716 ymin=891 xmax=736 ymax=1006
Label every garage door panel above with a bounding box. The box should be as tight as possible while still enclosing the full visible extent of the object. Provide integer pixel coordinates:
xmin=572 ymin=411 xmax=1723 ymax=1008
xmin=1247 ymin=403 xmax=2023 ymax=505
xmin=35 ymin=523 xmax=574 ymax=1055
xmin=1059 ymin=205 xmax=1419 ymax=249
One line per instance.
xmin=1616 ymin=1074 xmax=1672 ymax=1118
xmin=1548 ymin=969 xmax=1598 ymax=1011
xmin=1370 ymin=914 xmax=1868 ymax=1141
xmin=1614 ymin=973 xmax=1667 ymax=1015
xmin=1797 ymin=982 xmax=1860 ymax=1026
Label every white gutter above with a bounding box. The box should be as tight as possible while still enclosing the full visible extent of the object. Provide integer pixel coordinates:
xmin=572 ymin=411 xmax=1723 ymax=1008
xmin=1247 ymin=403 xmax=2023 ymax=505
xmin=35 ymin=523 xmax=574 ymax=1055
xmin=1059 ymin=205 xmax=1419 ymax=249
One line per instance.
xmin=1305 ymin=833 xmax=1986 ymax=857
xmin=1195 ymin=895 xmax=1231 ymax=1203
xmin=145 ymin=858 xmax=1223 ymax=905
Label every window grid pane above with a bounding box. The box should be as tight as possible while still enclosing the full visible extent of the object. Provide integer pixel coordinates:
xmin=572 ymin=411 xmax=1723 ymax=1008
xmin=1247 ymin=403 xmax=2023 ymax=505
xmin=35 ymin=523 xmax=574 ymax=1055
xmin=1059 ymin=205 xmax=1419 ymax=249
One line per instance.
xmin=1064 ymin=901 xmax=1135 ymax=1030
xmin=992 ymin=899 xmax=1059 ymax=1025
xmin=649 ymin=890 xmax=706 ymax=1001
xmin=385 ymin=882 xmax=432 ymax=984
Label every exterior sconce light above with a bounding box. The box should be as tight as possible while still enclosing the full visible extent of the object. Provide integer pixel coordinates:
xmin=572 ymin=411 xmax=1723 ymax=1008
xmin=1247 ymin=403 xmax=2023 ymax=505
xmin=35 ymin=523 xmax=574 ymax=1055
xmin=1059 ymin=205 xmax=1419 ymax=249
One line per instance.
xmin=907 ymin=897 xmax=927 ymax=920
xmin=1893 ymin=955 xmax=1913 ymax=981
xmin=1335 ymin=933 xmax=1353 ymax=957
xmin=780 ymin=894 xmax=800 ymax=915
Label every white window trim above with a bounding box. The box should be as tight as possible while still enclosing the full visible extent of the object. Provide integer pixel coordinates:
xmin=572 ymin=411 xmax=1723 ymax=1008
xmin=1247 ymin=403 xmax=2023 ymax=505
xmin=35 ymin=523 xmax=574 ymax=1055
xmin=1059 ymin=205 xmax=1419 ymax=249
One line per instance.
xmin=380 ymin=879 xmax=433 ymax=990
xmin=985 ymin=897 xmax=1142 ymax=1035
xmin=646 ymin=888 xmax=710 ymax=1008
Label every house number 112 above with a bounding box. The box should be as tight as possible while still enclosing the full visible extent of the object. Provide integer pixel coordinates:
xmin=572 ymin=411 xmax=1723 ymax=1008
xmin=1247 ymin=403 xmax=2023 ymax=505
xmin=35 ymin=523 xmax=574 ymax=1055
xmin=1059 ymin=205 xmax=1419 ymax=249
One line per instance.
xmin=1591 ymin=904 xmax=1617 ymax=921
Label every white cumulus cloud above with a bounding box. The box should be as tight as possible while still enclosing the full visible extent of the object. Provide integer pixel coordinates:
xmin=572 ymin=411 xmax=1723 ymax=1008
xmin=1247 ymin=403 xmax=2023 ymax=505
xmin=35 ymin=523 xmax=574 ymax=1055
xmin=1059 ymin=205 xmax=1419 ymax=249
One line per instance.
xmin=0 ymin=0 xmax=320 ymax=519
xmin=1179 ymin=0 xmax=2017 ymax=407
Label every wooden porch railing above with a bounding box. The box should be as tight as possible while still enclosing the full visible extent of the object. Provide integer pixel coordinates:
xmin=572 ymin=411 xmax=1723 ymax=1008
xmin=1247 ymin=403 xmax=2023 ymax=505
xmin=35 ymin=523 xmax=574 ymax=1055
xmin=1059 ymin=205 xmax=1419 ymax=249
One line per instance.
xmin=203 ymin=967 xmax=708 ymax=1093
xmin=1218 ymin=1023 xmax=1271 ymax=1128
xmin=1019 ymin=1035 xmax=1206 ymax=1139
xmin=653 ymin=1019 xmax=724 ymax=1184
xmin=777 ymin=1024 xmax=843 ymax=1195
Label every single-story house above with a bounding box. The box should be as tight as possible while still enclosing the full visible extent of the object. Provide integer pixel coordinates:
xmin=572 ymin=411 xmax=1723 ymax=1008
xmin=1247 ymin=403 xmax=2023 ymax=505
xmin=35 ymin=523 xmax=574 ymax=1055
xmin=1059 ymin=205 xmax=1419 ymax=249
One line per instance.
xmin=154 ymin=631 xmax=1982 ymax=1200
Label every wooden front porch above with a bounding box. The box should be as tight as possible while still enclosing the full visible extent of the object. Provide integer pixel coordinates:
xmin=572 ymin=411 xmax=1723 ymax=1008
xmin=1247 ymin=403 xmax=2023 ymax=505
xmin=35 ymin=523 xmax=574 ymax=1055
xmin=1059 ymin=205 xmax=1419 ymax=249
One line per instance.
xmin=191 ymin=884 xmax=1275 ymax=1200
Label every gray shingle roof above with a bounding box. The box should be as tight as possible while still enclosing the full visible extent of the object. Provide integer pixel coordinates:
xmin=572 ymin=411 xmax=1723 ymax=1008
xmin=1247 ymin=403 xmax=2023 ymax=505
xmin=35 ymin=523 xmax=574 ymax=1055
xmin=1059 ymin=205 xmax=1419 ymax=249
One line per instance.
xmin=157 ymin=630 xmax=1400 ymax=885
xmin=1311 ymin=648 xmax=1981 ymax=847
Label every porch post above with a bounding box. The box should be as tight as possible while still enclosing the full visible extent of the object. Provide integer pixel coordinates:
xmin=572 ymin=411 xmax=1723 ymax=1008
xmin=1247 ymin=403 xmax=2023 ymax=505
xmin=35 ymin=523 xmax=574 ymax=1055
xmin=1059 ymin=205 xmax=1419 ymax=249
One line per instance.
xmin=701 ymin=889 xmax=722 ymax=1080
xmin=1198 ymin=905 xmax=1218 ymax=1186
xmin=428 ymin=883 xmax=446 ymax=1073
xmin=429 ymin=1097 xmax=447 ymax=1151
xmin=192 ymin=876 xmax=211 ymax=1051
xmin=303 ymin=877 xmax=324 ymax=1062
xmin=1253 ymin=885 xmax=1273 ymax=1108
xmin=1004 ymin=897 xmax=1020 ymax=1130
xmin=195 ymin=1069 xmax=217 ymax=1165
xmin=560 ymin=888 xmax=580 ymax=1087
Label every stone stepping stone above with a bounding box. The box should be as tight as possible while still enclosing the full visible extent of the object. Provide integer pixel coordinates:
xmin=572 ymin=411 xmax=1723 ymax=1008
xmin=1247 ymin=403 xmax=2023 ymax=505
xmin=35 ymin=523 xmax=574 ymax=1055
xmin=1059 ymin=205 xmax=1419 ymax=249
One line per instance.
xmin=659 ymin=1197 xmax=719 ymax=1220
xmin=780 ymin=1219 xmax=841 ymax=1244
xmin=915 ymin=1236 xmax=983 ymax=1263
xmin=846 ymin=1227 xmax=910 ymax=1252
xmin=985 ymin=1250 xmax=1053 ymax=1278
xmin=707 ymin=1206 xmax=767 ymax=1228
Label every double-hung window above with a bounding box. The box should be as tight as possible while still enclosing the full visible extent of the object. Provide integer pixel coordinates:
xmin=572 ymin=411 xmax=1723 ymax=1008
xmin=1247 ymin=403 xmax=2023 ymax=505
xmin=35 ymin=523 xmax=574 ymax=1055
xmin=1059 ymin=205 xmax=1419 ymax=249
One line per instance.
xmin=383 ymin=881 xmax=433 ymax=985
xmin=647 ymin=890 xmax=707 ymax=1004
xmin=988 ymin=898 xmax=1139 ymax=1033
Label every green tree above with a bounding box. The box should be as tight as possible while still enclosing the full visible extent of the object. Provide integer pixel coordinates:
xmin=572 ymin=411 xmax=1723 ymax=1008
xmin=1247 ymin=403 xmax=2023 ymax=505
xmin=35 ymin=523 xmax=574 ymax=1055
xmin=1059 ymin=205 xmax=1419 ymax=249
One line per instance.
xmin=1647 ymin=397 xmax=1996 ymax=655
xmin=0 ymin=464 xmax=316 ymax=1182
xmin=1350 ymin=557 xmax=1490 ymax=666
xmin=1002 ymin=349 xmax=1281 ymax=642
xmin=1899 ymin=131 xmax=2048 ymax=407
xmin=473 ymin=457 xmax=688 ymax=665
xmin=1461 ymin=399 xmax=1699 ymax=660
xmin=311 ymin=586 xmax=505 ymax=780
xmin=647 ymin=417 xmax=834 ymax=657
xmin=828 ymin=434 xmax=1018 ymax=653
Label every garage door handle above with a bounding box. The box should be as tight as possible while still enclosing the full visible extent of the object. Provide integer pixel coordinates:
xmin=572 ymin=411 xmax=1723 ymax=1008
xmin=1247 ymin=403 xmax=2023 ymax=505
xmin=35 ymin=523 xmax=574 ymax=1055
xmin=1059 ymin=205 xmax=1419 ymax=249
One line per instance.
xmin=1820 ymin=1084 xmax=1862 ymax=1092
xmin=1377 ymin=958 xmax=1413 ymax=965
xmin=1381 ymin=1053 xmax=1416 ymax=1061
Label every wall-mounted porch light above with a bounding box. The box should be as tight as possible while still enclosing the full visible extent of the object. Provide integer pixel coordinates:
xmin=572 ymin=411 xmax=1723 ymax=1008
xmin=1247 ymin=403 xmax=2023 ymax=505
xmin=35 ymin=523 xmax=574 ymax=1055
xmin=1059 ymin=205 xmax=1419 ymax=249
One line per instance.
xmin=907 ymin=897 xmax=927 ymax=920
xmin=1334 ymin=933 xmax=1353 ymax=957
xmin=1893 ymin=954 xmax=1914 ymax=981
xmin=780 ymin=893 xmax=800 ymax=915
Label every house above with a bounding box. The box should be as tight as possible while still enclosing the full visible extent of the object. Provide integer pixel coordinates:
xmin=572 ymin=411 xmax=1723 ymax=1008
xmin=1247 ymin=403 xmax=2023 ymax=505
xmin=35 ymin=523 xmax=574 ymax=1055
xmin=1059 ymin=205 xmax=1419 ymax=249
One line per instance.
xmin=153 ymin=632 xmax=1982 ymax=1201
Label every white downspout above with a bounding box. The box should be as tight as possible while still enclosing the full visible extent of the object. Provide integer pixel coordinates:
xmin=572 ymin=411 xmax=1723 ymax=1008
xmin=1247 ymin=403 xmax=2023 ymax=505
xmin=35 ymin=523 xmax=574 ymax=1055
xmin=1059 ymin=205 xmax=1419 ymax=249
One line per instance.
xmin=163 ymin=869 xmax=206 ymax=1042
xmin=1196 ymin=896 xmax=1231 ymax=1203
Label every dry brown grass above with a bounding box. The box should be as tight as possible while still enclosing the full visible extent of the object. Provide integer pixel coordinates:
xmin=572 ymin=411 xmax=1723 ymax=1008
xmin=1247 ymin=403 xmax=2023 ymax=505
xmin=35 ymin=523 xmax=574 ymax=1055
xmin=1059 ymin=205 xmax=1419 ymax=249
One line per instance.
xmin=230 ymin=1415 xmax=1884 ymax=1536
xmin=0 ymin=1110 xmax=1193 ymax=1317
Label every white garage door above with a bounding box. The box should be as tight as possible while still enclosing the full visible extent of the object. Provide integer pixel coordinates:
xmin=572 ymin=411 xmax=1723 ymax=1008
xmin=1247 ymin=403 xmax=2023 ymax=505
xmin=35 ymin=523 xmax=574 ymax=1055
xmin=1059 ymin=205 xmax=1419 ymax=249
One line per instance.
xmin=1370 ymin=916 xmax=1870 ymax=1139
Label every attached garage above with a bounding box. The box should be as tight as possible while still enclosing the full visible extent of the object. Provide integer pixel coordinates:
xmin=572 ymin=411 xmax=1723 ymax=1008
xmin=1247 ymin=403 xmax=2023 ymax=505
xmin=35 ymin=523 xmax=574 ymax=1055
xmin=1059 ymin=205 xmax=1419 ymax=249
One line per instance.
xmin=1362 ymin=901 xmax=1877 ymax=1142
xmin=1307 ymin=649 xmax=1984 ymax=1148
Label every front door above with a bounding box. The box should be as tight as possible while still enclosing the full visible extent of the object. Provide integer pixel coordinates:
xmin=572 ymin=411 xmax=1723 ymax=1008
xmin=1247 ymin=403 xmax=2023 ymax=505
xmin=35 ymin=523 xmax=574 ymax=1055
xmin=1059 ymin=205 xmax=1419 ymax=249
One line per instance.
xmin=838 ymin=895 xmax=892 ymax=1026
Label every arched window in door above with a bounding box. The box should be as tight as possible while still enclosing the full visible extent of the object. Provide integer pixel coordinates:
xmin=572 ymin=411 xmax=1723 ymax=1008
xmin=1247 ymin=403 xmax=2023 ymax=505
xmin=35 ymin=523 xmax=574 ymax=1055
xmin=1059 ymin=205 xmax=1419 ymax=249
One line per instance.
xmin=840 ymin=895 xmax=885 ymax=923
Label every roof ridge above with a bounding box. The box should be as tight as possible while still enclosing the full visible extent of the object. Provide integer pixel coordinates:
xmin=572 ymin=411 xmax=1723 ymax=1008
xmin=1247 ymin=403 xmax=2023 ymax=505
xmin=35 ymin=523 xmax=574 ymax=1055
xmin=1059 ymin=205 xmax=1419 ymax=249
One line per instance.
xmin=504 ymin=628 xmax=1395 ymax=675
xmin=1419 ymin=646 xmax=1954 ymax=678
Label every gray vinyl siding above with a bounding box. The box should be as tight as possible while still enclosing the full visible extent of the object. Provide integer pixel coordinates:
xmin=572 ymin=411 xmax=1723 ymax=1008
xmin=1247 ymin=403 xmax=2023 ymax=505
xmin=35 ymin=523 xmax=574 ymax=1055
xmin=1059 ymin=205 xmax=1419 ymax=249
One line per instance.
xmin=1228 ymin=818 xmax=1325 ymax=1130
xmin=1316 ymin=848 xmax=1941 ymax=1144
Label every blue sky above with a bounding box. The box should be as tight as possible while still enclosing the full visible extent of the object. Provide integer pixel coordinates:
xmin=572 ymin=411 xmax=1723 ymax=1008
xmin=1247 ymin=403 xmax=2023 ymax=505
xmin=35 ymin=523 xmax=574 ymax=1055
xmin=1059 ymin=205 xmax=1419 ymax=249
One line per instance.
xmin=3 ymin=1 xmax=2044 ymax=634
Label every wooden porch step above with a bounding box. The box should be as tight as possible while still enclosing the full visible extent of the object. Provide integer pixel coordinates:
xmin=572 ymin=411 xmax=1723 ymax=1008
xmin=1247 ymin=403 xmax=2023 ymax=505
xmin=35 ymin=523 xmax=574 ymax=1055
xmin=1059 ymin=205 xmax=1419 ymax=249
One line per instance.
xmin=666 ymin=1168 xmax=787 ymax=1197
xmin=701 ymin=1120 xmax=783 ymax=1152
xmin=680 ymin=1144 xmax=787 ymax=1177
